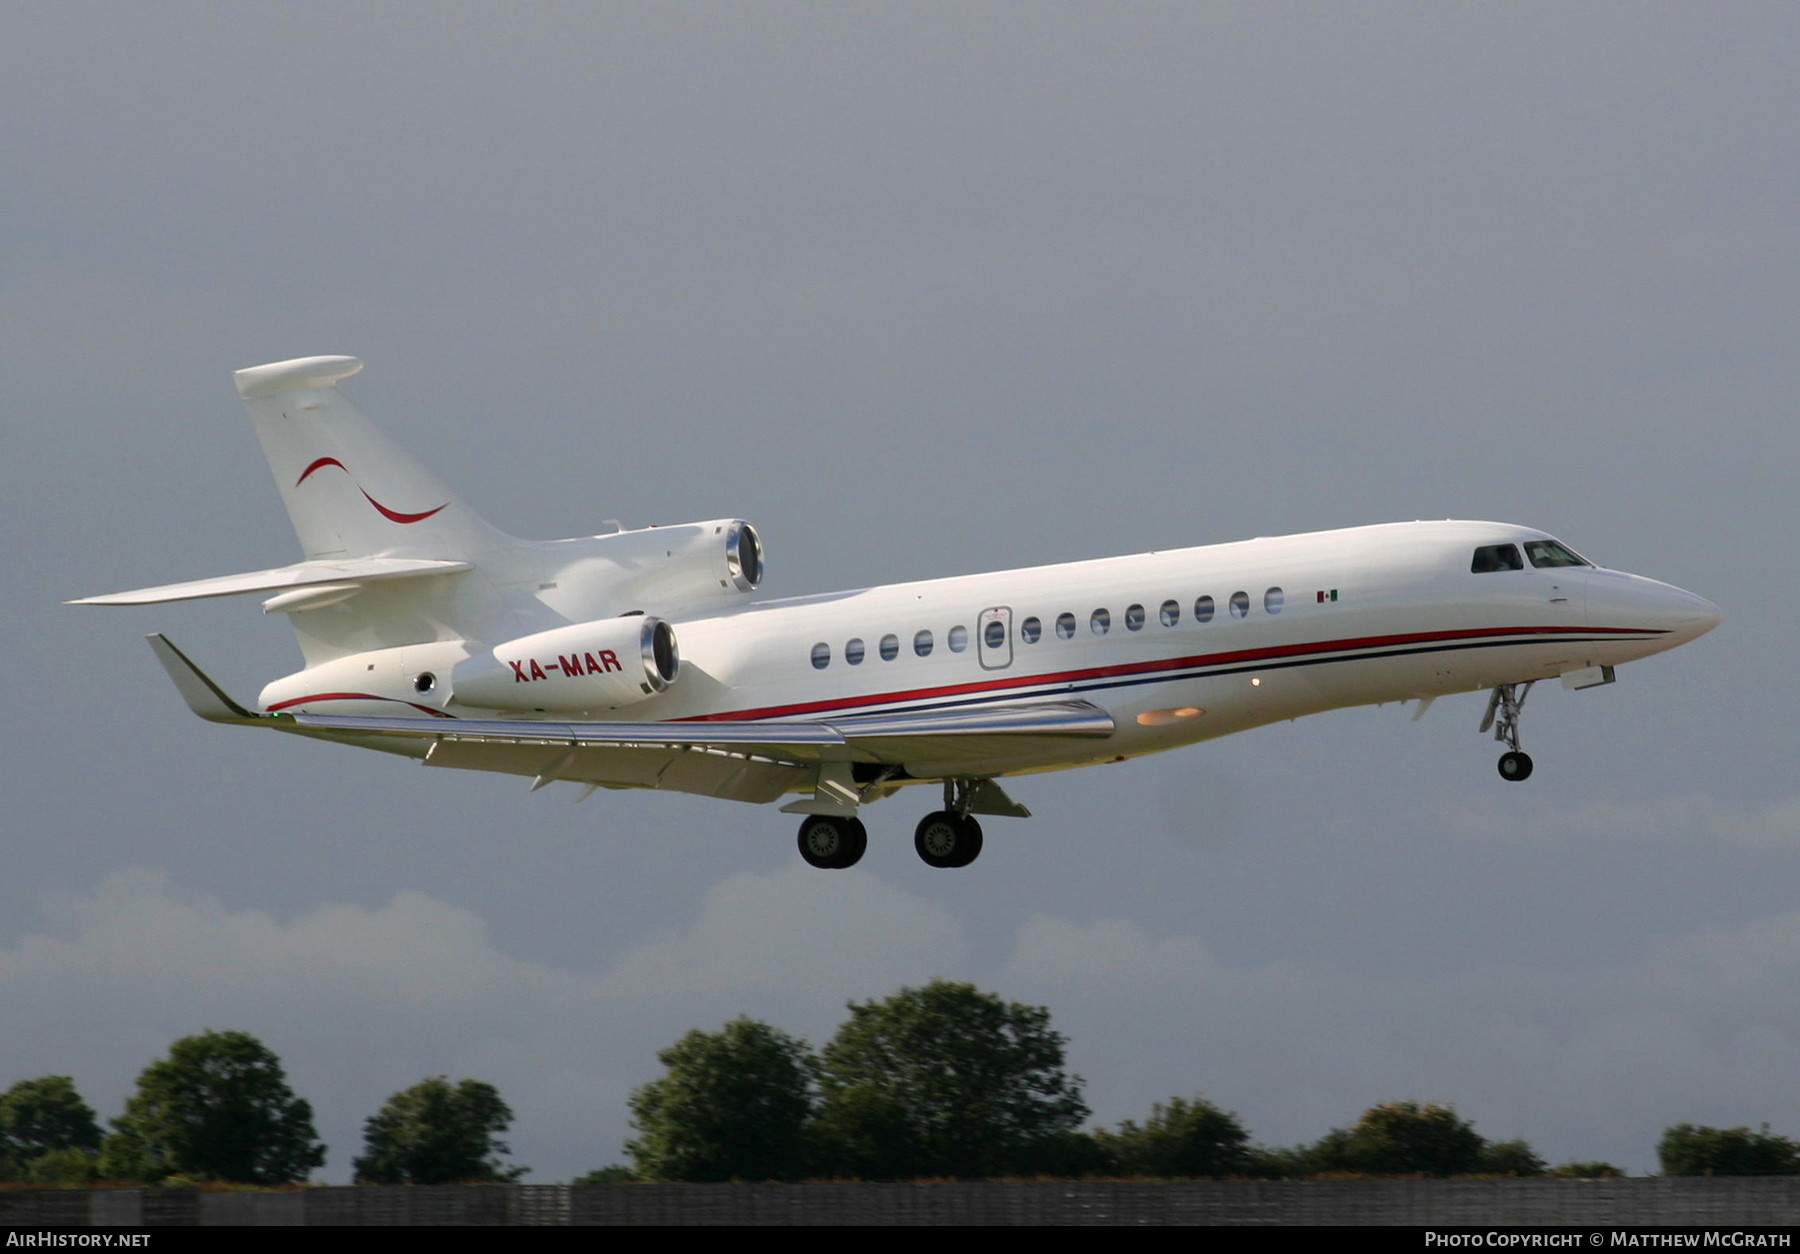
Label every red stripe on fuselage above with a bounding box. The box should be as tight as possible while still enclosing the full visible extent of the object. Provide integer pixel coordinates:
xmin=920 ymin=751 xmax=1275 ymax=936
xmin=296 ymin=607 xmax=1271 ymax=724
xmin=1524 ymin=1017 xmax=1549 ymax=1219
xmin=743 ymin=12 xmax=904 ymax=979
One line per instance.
xmin=266 ymin=692 xmax=455 ymax=718
xmin=679 ymin=624 xmax=1665 ymax=723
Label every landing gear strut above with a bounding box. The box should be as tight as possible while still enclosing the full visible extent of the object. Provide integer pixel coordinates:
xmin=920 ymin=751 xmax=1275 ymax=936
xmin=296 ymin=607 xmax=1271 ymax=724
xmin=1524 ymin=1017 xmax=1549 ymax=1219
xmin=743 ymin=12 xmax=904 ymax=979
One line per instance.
xmin=795 ymin=815 xmax=867 ymax=869
xmin=914 ymin=780 xmax=985 ymax=868
xmin=1480 ymin=681 xmax=1535 ymax=782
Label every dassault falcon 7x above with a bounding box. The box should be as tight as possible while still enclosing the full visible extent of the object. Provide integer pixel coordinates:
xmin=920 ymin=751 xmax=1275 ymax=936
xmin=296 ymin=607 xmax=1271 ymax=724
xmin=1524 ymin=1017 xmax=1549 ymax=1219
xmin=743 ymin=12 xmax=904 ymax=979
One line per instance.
xmin=74 ymin=356 xmax=1722 ymax=870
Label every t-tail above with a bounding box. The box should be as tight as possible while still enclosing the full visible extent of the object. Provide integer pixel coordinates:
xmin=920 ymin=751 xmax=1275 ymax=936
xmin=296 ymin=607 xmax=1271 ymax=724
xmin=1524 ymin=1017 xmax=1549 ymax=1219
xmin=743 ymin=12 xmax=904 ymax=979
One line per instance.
xmin=234 ymin=356 xmax=505 ymax=561
xmin=69 ymin=355 xmax=524 ymax=665
xmin=72 ymin=356 xmax=766 ymax=687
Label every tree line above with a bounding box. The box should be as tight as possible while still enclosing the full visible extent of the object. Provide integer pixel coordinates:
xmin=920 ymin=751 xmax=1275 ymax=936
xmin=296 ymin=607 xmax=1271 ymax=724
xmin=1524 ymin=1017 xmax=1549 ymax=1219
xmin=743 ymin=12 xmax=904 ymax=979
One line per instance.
xmin=0 ymin=1032 xmax=517 ymax=1186
xmin=5 ymin=982 xmax=1798 ymax=1184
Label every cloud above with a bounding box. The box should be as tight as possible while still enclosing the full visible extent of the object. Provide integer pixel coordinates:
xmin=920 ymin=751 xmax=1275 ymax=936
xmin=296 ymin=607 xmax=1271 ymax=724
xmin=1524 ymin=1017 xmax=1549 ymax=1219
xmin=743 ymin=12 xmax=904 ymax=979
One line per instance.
xmin=1436 ymin=792 xmax=1800 ymax=847
xmin=9 ymin=870 xmax=549 ymax=1003
xmin=597 ymin=867 xmax=969 ymax=1002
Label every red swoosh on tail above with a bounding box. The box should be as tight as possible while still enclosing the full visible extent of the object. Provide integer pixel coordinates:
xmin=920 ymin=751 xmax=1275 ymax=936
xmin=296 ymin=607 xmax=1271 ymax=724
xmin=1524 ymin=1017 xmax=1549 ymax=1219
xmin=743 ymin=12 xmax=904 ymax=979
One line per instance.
xmin=293 ymin=458 xmax=446 ymax=524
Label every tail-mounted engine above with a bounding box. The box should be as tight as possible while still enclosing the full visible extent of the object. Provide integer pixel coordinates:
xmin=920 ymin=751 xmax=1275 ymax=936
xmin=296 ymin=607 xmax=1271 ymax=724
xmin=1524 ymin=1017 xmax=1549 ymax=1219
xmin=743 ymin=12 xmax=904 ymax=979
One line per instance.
xmin=567 ymin=518 xmax=763 ymax=617
xmin=453 ymin=615 xmax=679 ymax=712
xmin=257 ymin=616 xmax=681 ymax=717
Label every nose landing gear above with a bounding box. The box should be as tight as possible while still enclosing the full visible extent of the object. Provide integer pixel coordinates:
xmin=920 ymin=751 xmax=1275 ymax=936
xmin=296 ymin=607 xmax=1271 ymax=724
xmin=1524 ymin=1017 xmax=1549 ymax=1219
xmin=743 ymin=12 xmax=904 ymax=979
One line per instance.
xmin=1481 ymin=681 xmax=1536 ymax=782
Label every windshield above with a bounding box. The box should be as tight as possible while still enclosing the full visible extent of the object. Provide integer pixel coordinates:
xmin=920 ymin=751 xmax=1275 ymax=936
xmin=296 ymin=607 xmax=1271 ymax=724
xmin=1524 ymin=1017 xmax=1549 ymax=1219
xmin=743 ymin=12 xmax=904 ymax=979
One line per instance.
xmin=1524 ymin=539 xmax=1590 ymax=569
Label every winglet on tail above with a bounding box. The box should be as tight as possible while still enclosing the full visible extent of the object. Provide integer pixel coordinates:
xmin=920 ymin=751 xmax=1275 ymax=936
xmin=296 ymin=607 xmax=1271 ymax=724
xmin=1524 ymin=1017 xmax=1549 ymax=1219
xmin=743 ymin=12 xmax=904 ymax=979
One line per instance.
xmin=147 ymin=634 xmax=265 ymax=724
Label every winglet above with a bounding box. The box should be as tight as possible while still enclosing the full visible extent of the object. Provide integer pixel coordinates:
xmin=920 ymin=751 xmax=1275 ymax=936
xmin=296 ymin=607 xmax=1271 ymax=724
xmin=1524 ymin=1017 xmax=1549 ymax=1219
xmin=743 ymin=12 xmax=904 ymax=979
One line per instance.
xmin=147 ymin=634 xmax=265 ymax=724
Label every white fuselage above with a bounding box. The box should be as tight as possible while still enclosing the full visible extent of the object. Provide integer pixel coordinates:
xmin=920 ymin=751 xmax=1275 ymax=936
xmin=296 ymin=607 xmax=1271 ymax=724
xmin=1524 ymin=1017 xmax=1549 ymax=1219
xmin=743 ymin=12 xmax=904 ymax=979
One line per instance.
xmin=257 ymin=518 xmax=1719 ymax=783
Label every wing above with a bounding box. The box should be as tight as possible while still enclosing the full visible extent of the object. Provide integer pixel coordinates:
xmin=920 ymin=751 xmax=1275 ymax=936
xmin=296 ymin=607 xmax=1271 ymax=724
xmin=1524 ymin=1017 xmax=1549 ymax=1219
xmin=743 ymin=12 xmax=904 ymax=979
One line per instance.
xmin=287 ymin=700 xmax=1118 ymax=804
xmin=140 ymin=632 xmax=1114 ymax=806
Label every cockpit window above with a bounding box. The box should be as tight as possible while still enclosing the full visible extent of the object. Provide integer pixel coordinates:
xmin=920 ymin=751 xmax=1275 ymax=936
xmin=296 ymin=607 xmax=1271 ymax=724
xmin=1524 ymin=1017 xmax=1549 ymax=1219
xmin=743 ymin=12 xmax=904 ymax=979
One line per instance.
xmin=1471 ymin=544 xmax=1524 ymax=573
xmin=1524 ymin=539 xmax=1590 ymax=569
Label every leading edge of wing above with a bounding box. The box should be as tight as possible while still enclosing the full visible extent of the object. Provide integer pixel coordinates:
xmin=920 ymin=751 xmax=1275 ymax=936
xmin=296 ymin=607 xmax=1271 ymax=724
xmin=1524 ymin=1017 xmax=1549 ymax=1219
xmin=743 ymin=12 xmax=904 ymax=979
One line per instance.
xmin=287 ymin=698 xmax=1116 ymax=757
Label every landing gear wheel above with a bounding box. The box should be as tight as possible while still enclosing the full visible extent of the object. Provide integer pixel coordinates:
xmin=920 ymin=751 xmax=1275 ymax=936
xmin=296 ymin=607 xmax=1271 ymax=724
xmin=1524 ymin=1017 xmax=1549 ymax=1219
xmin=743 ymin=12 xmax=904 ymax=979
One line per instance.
xmin=914 ymin=811 xmax=983 ymax=869
xmin=1497 ymin=751 xmax=1534 ymax=782
xmin=796 ymin=815 xmax=867 ymax=869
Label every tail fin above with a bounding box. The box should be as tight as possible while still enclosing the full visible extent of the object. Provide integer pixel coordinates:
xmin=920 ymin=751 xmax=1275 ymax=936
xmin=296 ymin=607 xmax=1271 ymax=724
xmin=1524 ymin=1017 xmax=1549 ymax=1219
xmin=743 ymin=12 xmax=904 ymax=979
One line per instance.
xmin=235 ymin=356 xmax=504 ymax=560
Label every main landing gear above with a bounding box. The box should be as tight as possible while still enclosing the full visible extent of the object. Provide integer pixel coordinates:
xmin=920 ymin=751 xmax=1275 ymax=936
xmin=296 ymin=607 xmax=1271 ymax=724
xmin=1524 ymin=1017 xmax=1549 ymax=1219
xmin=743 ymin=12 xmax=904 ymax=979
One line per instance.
xmin=1481 ymin=680 xmax=1535 ymax=782
xmin=914 ymin=778 xmax=987 ymax=868
xmin=795 ymin=815 xmax=867 ymax=869
xmin=914 ymin=811 xmax=983 ymax=869
xmin=793 ymin=778 xmax=1003 ymax=869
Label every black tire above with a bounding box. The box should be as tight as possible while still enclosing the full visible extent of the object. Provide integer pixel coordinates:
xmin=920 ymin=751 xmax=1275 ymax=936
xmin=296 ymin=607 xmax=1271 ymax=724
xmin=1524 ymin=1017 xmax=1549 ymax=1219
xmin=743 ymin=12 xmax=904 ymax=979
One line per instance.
xmin=945 ymin=816 xmax=983 ymax=868
xmin=836 ymin=818 xmax=868 ymax=868
xmin=797 ymin=815 xmax=866 ymax=868
xmin=1497 ymin=751 xmax=1534 ymax=782
xmin=915 ymin=811 xmax=982 ymax=868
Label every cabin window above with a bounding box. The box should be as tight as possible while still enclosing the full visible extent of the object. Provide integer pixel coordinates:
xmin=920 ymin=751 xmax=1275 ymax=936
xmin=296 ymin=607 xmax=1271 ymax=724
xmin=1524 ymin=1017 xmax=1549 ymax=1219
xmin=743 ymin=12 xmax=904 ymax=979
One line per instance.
xmin=1229 ymin=591 xmax=1250 ymax=618
xmin=880 ymin=634 xmax=900 ymax=661
xmin=1055 ymin=612 xmax=1077 ymax=640
xmin=1020 ymin=617 xmax=1042 ymax=644
xmin=1195 ymin=595 xmax=1215 ymax=624
xmin=984 ymin=619 xmax=1006 ymax=650
xmin=1525 ymin=539 xmax=1591 ymax=569
xmin=1264 ymin=587 xmax=1284 ymax=615
xmin=811 ymin=642 xmax=831 ymax=669
xmin=1159 ymin=599 xmax=1180 ymax=627
xmin=948 ymin=625 xmax=969 ymax=652
xmin=1091 ymin=608 xmax=1111 ymax=636
xmin=1471 ymin=543 xmax=1524 ymax=573
xmin=844 ymin=637 xmax=866 ymax=665
xmin=1125 ymin=603 xmax=1145 ymax=631
xmin=914 ymin=629 xmax=934 ymax=657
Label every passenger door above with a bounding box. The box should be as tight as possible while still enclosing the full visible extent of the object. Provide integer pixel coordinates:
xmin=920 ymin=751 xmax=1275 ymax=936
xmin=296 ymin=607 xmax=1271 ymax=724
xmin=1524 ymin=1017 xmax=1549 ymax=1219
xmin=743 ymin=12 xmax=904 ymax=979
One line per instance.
xmin=977 ymin=606 xmax=1013 ymax=670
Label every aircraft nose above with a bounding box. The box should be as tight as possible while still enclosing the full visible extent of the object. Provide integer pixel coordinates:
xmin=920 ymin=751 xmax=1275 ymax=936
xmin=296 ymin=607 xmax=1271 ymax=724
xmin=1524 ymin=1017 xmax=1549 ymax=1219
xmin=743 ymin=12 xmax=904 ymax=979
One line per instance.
xmin=1662 ymin=584 xmax=1724 ymax=642
xmin=1625 ymin=576 xmax=1723 ymax=644
xmin=1585 ymin=569 xmax=1721 ymax=648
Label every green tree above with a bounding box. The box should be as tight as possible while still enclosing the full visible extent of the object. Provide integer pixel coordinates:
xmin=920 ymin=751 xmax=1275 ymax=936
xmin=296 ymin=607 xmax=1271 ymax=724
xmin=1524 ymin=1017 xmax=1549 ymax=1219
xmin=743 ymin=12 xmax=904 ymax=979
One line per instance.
xmin=1096 ymin=1095 xmax=1251 ymax=1178
xmin=814 ymin=980 xmax=1089 ymax=1179
xmin=1309 ymin=1101 xmax=1488 ymax=1177
xmin=626 ymin=1017 xmax=816 ymax=1182
xmin=0 ymin=1076 xmax=102 ymax=1180
xmin=1546 ymin=1160 xmax=1623 ymax=1178
xmin=1478 ymin=1138 xmax=1547 ymax=1177
xmin=571 ymin=1164 xmax=637 ymax=1184
xmin=103 ymin=1030 xmax=325 ymax=1184
xmin=1659 ymin=1123 xmax=1800 ymax=1176
xmin=354 ymin=1076 xmax=523 ymax=1184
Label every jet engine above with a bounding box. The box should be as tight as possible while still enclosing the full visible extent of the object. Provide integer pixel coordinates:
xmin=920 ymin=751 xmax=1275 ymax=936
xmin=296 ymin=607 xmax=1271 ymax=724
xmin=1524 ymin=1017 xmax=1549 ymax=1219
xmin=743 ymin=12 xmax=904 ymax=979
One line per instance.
xmin=548 ymin=519 xmax=763 ymax=619
xmin=453 ymin=615 xmax=680 ymax=712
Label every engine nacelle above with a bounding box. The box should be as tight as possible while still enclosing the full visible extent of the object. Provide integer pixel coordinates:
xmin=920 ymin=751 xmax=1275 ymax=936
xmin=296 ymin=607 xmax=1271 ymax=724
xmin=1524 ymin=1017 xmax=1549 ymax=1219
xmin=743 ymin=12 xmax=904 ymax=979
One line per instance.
xmin=558 ymin=519 xmax=763 ymax=618
xmin=453 ymin=615 xmax=680 ymax=712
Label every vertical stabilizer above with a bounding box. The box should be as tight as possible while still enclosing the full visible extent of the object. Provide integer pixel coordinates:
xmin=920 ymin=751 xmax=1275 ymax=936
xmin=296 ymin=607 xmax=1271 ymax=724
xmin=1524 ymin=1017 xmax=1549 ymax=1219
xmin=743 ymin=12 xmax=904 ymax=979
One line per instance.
xmin=234 ymin=356 xmax=504 ymax=560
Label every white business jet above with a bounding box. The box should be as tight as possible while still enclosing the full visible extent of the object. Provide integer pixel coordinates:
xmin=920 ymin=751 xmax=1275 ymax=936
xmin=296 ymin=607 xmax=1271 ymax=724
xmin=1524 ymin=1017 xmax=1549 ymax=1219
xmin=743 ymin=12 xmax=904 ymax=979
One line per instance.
xmin=74 ymin=356 xmax=1722 ymax=870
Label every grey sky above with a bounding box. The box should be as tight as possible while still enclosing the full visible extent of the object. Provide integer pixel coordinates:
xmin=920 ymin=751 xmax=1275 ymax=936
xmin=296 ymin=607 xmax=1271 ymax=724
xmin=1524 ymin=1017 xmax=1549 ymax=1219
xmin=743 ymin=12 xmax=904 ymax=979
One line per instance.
xmin=2 ymin=3 xmax=1793 ymax=1178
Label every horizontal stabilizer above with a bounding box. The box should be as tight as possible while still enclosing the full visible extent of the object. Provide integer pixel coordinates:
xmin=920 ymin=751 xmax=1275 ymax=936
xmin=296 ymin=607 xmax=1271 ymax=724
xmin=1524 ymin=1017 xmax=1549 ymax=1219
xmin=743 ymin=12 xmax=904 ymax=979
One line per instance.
xmin=147 ymin=634 xmax=264 ymax=724
xmin=69 ymin=557 xmax=472 ymax=606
